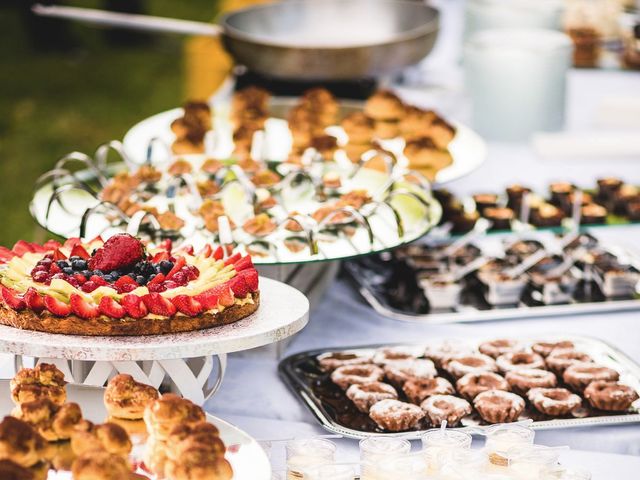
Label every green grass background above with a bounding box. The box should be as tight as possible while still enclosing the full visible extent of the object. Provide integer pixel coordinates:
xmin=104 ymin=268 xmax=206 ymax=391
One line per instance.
xmin=0 ymin=0 xmax=215 ymax=246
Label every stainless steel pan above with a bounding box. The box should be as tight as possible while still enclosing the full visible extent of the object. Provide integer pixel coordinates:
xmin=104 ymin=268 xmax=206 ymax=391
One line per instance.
xmin=33 ymin=0 xmax=439 ymax=80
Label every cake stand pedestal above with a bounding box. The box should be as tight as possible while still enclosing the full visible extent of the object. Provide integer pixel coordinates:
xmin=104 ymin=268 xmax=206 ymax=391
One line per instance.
xmin=0 ymin=277 xmax=308 ymax=404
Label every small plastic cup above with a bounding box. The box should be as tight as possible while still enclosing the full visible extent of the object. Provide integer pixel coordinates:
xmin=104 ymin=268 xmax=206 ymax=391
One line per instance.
xmin=359 ymin=437 xmax=412 ymax=480
xmin=438 ymin=448 xmax=488 ymax=477
xmin=484 ymin=424 xmax=535 ymax=466
xmin=507 ymin=445 xmax=563 ymax=479
xmin=422 ymin=429 xmax=473 ymax=471
xmin=286 ymin=438 xmax=337 ymax=479
xmin=543 ymin=466 xmax=592 ymax=479
xmin=370 ymin=452 xmax=430 ymax=480
xmin=301 ymin=464 xmax=356 ymax=480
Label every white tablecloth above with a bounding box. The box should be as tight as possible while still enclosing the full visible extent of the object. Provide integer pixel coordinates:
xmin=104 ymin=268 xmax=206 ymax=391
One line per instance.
xmin=206 ymin=0 xmax=640 ymax=468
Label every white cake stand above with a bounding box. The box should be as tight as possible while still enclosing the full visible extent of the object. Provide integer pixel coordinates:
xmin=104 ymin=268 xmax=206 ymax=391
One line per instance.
xmin=0 ymin=277 xmax=308 ymax=404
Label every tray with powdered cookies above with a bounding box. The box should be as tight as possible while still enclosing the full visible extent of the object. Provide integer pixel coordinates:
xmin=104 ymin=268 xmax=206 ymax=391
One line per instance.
xmin=279 ymin=335 xmax=640 ymax=440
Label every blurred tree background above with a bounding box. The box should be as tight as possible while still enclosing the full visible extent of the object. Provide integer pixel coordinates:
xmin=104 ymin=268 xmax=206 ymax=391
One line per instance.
xmin=0 ymin=0 xmax=216 ymax=246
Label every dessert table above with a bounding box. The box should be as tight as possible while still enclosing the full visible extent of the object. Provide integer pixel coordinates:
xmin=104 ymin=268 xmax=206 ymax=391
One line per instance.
xmin=204 ymin=0 xmax=640 ymax=466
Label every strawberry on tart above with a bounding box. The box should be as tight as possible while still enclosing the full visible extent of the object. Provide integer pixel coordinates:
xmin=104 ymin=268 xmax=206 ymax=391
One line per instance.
xmin=0 ymin=234 xmax=259 ymax=336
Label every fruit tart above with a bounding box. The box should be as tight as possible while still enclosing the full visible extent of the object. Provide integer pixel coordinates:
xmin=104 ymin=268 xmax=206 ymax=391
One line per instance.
xmin=0 ymin=234 xmax=259 ymax=336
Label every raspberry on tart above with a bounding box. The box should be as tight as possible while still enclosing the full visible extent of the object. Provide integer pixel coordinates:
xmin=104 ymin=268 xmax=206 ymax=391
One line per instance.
xmin=0 ymin=235 xmax=260 ymax=336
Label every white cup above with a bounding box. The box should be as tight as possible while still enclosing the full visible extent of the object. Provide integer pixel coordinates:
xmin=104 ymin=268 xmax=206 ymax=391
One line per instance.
xmin=464 ymin=28 xmax=573 ymax=142
xmin=465 ymin=0 xmax=565 ymax=39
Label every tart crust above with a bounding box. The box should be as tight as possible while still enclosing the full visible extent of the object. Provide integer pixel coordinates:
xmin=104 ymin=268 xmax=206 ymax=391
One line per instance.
xmin=0 ymin=292 xmax=260 ymax=336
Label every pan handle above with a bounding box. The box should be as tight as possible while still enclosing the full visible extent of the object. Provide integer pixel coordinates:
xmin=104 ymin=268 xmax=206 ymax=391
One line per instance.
xmin=32 ymin=4 xmax=222 ymax=37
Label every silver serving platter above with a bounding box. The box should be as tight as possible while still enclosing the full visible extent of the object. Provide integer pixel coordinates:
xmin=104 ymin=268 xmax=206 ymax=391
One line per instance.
xmin=346 ymin=230 xmax=640 ymax=324
xmin=279 ymin=335 xmax=640 ymax=440
xmin=0 ymin=381 xmax=271 ymax=479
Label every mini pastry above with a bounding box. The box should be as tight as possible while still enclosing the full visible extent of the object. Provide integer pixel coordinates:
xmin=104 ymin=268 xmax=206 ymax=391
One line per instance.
xmin=330 ymin=365 xmax=385 ymax=390
xmin=373 ymin=347 xmax=419 ymax=365
xmin=164 ymin=446 xmax=233 ymax=480
xmin=317 ymin=352 xmax=373 ymax=372
xmin=402 ymin=377 xmax=455 ymax=405
xmin=473 ymin=194 xmax=500 ymax=214
xmin=13 ymin=399 xmax=89 ymax=442
xmin=580 ymin=203 xmax=607 ymax=225
xmin=346 ymin=382 xmax=398 ymax=413
xmin=505 ymin=369 xmax=557 ymax=395
xmin=451 ymin=211 xmax=480 ymax=234
xmin=563 ymin=364 xmax=619 ymax=392
xmin=584 ymin=381 xmax=639 ymax=412
xmin=201 ymin=158 xmax=224 ymax=175
xmin=104 ymin=374 xmax=159 ymax=420
xmin=531 ymin=341 xmax=575 ymax=358
xmin=403 ymin=136 xmax=453 ymax=177
xmin=166 ymin=422 xmax=225 ymax=460
xmin=364 ymin=90 xmax=405 ymax=121
xmin=425 ymin=117 xmax=456 ymax=150
xmin=483 ymin=207 xmax=514 ymax=230
xmin=71 ymin=451 xmax=133 ymax=480
xmin=369 ymin=399 xmax=425 ymax=432
xmin=496 ymin=352 xmax=546 ymax=373
xmin=231 ymin=86 xmax=270 ymax=117
xmin=473 ymin=390 xmax=525 ymax=424
xmin=300 ymin=87 xmax=339 ymax=126
xmin=344 ymin=141 xmax=375 ymax=163
xmin=144 ymin=436 xmax=168 ymax=478
xmin=549 ymin=182 xmax=575 ymax=209
xmin=71 ymin=422 xmax=132 ymax=459
xmin=10 ymin=364 xmax=66 ymax=407
xmin=0 ymin=416 xmax=48 ymax=468
xmin=597 ymin=177 xmax=623 ymax=201
xmin=0 ymin=459 xmax=34 ymax=480
xmin=242 ymin=213 xmax=277 ymax=237
xmin=48 ymin=441 xmax=76 ymax=471
xmin=530 ymin=203 xmax=564 ymax=227
xmin=252 ymin=169 xmax=281 ymax=188
xmin=172 ymin=138 xmax=205 ymax=155
xmin=421 ymin=395 xmax=471 ymax=427
xmin=445 ymin=354 xmax=498 ymax=379
xmin=143 ymin=394 xmax=205 ymax=441
xmin=424 ymin=342 xmax=474 ymax=369
xmin=456 ymin=372 xmax=510 ymax=401
xmin=546 ymin=350 xmax=593 ymax=375
xmin=168 ymin=159 xmax=193 ymax=176
xmin=506 ymin=184 xmax=531 ymax=212
xmin=374 ymin=119 xmax=400 ymax=139
xmin=478 ymin=339 xmax=521 ymax=359
xmin=527 ymin=388 xmax=582 ymax=416
xmin=399 ymin=106 xmax=437 ymax=138
xmin=341 ymin=112 xmax=375 ymax=144
xmin=311 ymin=134 xmax=339 ymax=160
xmin=383 ymin=359 xmax=437 ymax=386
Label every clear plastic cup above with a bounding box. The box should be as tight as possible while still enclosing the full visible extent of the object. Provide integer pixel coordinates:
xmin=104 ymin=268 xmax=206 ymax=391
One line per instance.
xmin=438 ymin=448 xmax=488 ymax=477
xmin=359 ymin=437 xmax=412 ymax=480
xmin=286 ymin=438 xmax=337 ymax=480
xmin=301 ymin=464 xmax=356 ymax=480
xmin=484 ymin=424 xmax=535 ymax=467
xmin=371 ymin=452 xmax=430 ymax=480
xmin=421 ymin=429 xmax=473 ymax=471
xmin=543 ymin=466 xmax=592 ymax=479
xmin=507 ymin=445 xmax=563 ymax=479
